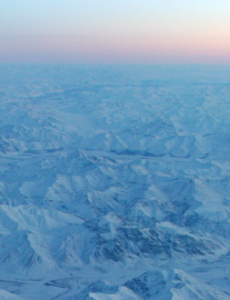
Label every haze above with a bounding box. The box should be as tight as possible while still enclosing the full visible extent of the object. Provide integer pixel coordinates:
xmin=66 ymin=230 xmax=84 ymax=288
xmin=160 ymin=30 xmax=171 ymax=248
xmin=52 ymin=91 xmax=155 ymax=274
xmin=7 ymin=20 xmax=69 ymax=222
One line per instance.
xmin=1 ymin=0 xmax=230 ymax=64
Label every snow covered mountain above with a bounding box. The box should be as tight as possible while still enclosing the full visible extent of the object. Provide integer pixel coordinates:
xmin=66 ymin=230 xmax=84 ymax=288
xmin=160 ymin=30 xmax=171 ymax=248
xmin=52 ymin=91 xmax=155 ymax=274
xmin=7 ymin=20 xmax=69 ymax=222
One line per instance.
xmin=0 ymin=64 xmax=230 ymax=299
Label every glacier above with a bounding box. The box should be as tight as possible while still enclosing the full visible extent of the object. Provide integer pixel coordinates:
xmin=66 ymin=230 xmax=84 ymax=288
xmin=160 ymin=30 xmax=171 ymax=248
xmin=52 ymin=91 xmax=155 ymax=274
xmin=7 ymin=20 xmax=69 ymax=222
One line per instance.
xmin=0 ymin=64 xmax=230 ymax=299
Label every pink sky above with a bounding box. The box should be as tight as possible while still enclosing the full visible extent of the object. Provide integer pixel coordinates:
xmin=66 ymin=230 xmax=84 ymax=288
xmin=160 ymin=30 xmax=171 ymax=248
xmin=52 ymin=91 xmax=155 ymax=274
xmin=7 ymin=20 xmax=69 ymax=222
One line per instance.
xmin=1 ymin=0 xmax=230 ymax=64
xmin=2 ymin=35 xmax=230 ymax=64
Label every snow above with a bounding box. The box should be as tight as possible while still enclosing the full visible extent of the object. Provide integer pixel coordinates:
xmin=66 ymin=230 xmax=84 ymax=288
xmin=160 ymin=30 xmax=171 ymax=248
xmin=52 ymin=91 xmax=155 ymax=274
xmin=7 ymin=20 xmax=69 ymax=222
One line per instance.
xmin=0 ymin=64 xmax=230 ymax=299
xmin=0 ymin=289 xmax=26 ymax=300
xmin=90 ymin=287 xmax=142 ymax=300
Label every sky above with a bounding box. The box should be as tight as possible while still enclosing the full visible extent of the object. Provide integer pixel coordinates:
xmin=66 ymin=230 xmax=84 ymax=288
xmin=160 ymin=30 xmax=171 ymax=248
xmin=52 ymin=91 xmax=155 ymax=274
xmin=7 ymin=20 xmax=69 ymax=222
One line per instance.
xmin=1 ymin=0 xmax=230 ymax=64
